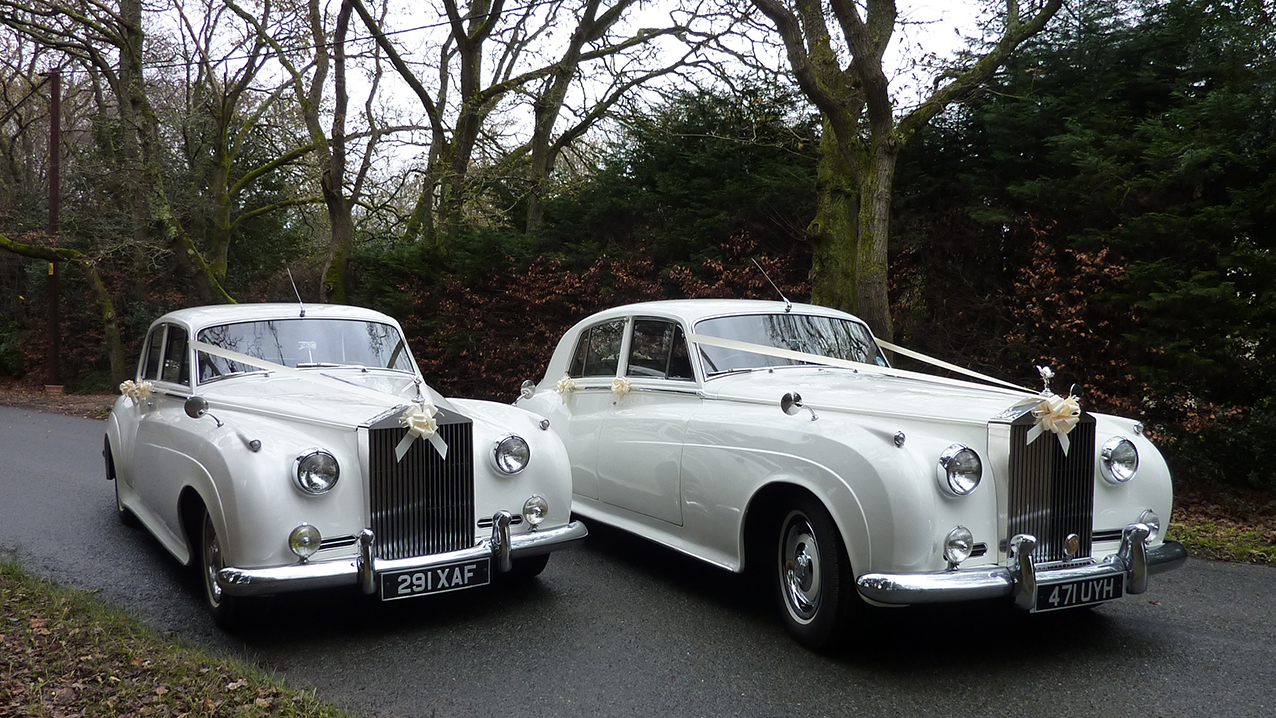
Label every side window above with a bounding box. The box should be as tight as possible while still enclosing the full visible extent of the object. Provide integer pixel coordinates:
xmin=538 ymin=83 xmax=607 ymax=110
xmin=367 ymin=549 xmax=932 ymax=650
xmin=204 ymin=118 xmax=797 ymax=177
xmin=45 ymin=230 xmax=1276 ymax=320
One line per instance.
xmin=626 ymin=320 xmax=694 ymax=381
xmin=161 ymin=326 xmax=190 ymax=386
xmin=567 ymin=320 xmax=625 ymax=378
xmin=142 ymin=328 xmax=164 ymax=381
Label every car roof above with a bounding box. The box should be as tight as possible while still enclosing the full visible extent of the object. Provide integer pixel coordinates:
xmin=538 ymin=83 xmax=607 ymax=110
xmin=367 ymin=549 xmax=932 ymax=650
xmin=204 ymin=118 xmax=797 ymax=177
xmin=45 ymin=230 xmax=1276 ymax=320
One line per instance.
xmin=577 ymin=299 xmax=868 ymax=329
xmin=151 ymin=303 xmax=398 ymax=333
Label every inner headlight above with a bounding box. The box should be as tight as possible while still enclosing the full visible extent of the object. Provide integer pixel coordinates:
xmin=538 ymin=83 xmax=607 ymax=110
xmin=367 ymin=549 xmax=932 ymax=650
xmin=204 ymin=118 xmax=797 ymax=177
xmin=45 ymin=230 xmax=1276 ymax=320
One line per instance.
xmin=938 ymin=444 xmax=982 ymax=496
xmin=944 ymin=525 xmax=974 ymax=566
xmin=296 ymin=449 xmax=340 ymax=494
xmin=523 ymin=495 xmax=549 ymax=527
xmin=1101 ymin=437 xmax=1139 ymax=484
xmin=492 ymin=435 xmax=530 ymax=474
xmin=289 ymin=523 xmax=322 ymax=560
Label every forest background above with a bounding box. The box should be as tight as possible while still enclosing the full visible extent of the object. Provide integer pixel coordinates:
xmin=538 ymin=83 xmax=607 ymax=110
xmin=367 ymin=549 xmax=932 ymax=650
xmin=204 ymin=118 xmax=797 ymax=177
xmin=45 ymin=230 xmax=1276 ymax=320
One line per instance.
xmin=0 ymin=0 xmax=1272 ymax=498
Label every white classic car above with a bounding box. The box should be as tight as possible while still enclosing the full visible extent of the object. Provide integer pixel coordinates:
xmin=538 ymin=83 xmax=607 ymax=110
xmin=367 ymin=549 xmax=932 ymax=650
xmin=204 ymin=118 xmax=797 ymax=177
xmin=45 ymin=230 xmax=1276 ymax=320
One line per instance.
xmin=516 ymin=299 xmax=1187 ymax=648
xmin=105 ymin=303 xmax=586 ymax=627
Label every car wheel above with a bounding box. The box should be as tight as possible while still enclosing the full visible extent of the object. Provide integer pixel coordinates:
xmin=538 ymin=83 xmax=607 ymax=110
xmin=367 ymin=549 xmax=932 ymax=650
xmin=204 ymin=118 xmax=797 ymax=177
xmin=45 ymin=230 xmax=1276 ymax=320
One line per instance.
xmin=775 ymin=497 xmax=856 ymax=650
xmin=503 ymin=554 xmax=550 ymax=581
xmin=200 ymin=510 xmax=242 ymax=629
xmin=104 ymin=437 xmax=138 ymax=527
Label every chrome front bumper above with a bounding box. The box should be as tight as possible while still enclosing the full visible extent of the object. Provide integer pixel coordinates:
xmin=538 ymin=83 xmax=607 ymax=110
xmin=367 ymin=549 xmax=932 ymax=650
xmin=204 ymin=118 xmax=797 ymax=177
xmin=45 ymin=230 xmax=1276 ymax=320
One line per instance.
xmin=217 ymin=513 xmax=588 ymax=598
xmin=856 ymin=523 xmax=1188 ymax=608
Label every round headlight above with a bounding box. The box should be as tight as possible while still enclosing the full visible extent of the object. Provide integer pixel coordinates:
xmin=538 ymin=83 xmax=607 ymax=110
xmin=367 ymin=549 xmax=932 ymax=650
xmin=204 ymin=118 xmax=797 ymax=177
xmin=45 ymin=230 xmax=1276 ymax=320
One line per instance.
xmin=523 ymin=495 xmax=549 ymax=527
xmin=492 ymin=435 xmax=530 ymax=474
xmin=938 ymin=444 xmax=982 ymax=496
xmin=1100 ymin=437 xmax=1139 ymax=484
xmin=296 ymin=449 xmax=340 ymax=494
xmin=944 ymin=525 xmax=974 ymax=566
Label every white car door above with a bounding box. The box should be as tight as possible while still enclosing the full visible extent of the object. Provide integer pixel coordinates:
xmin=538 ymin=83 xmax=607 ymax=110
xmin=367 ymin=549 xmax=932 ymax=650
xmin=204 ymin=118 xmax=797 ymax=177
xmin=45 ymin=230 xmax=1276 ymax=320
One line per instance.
xmin=131 ymin=323 xmax=200 ymax=541
xmin=595 ymin=318 xmax=697 ymax=526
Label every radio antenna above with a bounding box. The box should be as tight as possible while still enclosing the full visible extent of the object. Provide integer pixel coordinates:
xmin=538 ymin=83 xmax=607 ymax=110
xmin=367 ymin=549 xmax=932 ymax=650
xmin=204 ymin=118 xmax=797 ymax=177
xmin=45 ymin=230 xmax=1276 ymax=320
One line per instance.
xmin=287 ymin=268 xmax=306 ymax=317
xmin=751 ymin=258 xmax=792 ymax=313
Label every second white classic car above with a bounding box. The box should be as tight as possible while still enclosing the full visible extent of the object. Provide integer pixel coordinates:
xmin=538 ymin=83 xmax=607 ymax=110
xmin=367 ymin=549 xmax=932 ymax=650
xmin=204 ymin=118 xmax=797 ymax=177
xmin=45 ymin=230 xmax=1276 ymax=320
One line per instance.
xmin=106 ymin=303 xmax=586 ymax=628
xmin=517 ymin=299 xmax=1186 ymax=649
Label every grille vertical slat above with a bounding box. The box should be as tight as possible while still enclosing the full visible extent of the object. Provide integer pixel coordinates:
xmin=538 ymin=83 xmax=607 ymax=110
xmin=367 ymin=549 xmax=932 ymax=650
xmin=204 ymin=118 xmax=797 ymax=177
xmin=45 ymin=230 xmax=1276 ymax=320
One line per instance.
xmin=369 ymin=413 xmax=474 ymax=561
xmin=1007 ymin=416 xmax=1096 ymax=563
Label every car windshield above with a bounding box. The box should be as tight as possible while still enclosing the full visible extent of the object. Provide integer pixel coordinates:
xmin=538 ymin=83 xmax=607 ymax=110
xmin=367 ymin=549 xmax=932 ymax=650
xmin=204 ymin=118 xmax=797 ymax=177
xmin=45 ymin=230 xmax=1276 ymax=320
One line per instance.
xmin=694 ymin=313 xmax=886 ymax=376
xmin=196 ymin=318 xmax=414 ymax=382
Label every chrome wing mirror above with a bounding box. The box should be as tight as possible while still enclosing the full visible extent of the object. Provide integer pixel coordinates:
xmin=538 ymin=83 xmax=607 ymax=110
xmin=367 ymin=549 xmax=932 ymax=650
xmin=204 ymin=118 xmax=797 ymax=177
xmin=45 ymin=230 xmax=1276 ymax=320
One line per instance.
xmin=780 ymin=392 xmax=817 ymax=421
xmin=184 ymin=395 xmax=224 ymax=428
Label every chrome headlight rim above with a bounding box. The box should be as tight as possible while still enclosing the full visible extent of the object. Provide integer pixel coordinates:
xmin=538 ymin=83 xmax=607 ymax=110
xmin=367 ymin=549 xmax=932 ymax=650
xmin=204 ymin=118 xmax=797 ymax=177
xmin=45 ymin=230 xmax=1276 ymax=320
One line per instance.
xmin=937 ymin=444 xmax=982 ymax=496
xmin=1100 ymin=436 xmax=1139 ymax=484
xmin=491 ymin=434 xmax=531 ymax=475
xmin=295 ymin=448 xmax=340 ymax=495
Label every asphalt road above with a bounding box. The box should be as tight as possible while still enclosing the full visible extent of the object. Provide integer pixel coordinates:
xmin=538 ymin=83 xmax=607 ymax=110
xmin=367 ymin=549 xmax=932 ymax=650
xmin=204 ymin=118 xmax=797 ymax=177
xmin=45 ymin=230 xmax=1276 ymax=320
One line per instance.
xmin=2 ymin=405 xmax=1273 ymax=717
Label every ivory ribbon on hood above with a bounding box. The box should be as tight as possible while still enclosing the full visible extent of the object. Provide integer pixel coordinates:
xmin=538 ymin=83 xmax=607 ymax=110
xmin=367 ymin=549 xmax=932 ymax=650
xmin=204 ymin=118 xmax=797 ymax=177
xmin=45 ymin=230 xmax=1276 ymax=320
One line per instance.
xmin=396 ymin=403 xmax=448 ymax=461
xmin=1024 ymin=393 xmax=1082 ymax=455
xmin=686 ymin=333 xmax=1034 ymax=396
xmin=192 ymin=341 xmax=447 ymax=462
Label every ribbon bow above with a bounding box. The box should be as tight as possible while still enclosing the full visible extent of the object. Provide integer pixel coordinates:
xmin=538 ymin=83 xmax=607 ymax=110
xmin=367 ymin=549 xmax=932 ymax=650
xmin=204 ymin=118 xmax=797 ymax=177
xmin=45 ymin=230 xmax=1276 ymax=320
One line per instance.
xmin=119 ymin=380 xmax=153 ymax=404
xmin=611 ymin=377 xmax=633 ymax=397
xmin=1025 ymin=393 xmax=1081 ymax=455
xmin=395 ymin=403 xmax=449 ymax=462
xmin=556 ymin=375 xmax=577 ymax=402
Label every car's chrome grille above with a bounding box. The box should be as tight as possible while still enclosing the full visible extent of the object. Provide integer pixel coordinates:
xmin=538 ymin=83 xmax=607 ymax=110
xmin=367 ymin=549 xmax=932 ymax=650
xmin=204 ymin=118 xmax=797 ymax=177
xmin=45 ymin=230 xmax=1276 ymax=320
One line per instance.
xmin=1006 ymin=415 xmax=1096 ymax=563
xmin=368 ymin=409 xmax=475 ymax=560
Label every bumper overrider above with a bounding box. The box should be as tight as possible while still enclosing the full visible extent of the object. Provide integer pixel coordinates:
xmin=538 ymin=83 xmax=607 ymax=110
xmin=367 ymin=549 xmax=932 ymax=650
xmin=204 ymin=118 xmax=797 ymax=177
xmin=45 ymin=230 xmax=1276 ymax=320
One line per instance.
xmin=856 ymin=522 xmax=1188 ymax=609
xmin=216 ymin=512 xmax=588 ymax=598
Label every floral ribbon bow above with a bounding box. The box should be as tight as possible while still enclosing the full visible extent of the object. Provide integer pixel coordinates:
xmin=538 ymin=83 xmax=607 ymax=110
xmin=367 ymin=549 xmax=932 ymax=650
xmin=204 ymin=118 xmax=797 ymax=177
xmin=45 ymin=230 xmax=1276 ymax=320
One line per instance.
xmin=395 ymin=403 xmax=449 ymax=462
xmin=556 ymin=375 xmax=577 ymax=402
xmin=118 ymin=380 xmax=153 ymax=404
xmin=1025 ymin=393 xmax=1081 ymax=455
xmin=611 ymin=377 xmax=633 ymax=397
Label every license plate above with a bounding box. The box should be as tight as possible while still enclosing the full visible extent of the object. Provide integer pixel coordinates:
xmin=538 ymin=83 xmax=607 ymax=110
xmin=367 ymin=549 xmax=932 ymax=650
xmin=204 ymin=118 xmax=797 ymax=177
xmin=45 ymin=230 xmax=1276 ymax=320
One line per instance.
xmin=379 ymin=558 xmax=490 ymax=601
xmin=1034 ymin=574 xmax=1123 ymax=612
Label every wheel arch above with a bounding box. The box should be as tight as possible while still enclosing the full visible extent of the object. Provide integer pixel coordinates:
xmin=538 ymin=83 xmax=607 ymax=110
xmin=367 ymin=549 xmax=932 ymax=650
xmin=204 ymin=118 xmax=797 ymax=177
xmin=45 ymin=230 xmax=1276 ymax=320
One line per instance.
xmin=741 ymin=479 xmax=871 ymax=582
xmin=178 ymin=486 xmax=212 ymax=568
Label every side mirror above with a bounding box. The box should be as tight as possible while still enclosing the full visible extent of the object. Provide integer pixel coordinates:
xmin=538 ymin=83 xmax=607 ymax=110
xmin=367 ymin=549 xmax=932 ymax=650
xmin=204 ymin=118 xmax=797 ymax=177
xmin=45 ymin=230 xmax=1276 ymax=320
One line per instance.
xmin=780 ymin=392 xmax=802 ymax=416
xmin=184 ymin=396 xmax=223 ymax=427
xmin=184 ymin=395 xmax=209 ymax=419
xmin=780 ymin=392 xmax=818 ymax=422
xmin=520 ymin=380 xmax=536 ymax=401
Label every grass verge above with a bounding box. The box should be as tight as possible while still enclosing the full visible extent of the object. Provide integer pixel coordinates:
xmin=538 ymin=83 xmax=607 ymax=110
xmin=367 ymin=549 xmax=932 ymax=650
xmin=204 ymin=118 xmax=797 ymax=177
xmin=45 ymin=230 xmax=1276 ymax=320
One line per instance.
xmin=0 ymin=562 xmax=354 ymax=718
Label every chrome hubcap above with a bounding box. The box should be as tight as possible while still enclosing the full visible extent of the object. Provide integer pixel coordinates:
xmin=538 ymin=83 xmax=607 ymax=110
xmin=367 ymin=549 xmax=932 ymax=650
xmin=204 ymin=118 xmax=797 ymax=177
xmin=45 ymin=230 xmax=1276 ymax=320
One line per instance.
xmin=780 ymin=513 xmax=821 ymax=623
xmin=203 ymin=516 xmax=223 ymax=606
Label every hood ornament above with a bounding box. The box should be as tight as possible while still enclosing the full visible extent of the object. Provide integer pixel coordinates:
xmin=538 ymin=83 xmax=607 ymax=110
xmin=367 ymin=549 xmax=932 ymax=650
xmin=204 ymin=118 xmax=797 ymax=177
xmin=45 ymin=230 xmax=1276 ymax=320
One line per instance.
xmin=1036 ymin=365 xmax=1055 ymax=396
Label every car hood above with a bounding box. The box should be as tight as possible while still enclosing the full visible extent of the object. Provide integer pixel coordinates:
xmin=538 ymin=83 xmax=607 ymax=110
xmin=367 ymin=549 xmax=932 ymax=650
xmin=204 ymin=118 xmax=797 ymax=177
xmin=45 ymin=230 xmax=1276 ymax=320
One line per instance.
xmin=198 ymin=371 xmax=455 ymax=429
xmin=701 ymin=367 xmax=1040 ymax=427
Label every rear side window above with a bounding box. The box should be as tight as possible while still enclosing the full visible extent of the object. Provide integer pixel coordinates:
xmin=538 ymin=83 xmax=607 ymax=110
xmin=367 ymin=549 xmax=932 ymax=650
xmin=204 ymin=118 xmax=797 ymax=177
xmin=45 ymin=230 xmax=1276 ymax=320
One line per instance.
xmin=568 ymin=320 xmax=625 ymax=378
xmin=142 ymin=328 xmax=164 ymax=381
xmin=626 ymin=320 xmax=694 ymax=381
xmin=161 ymin=327 xmax=189 ymax=386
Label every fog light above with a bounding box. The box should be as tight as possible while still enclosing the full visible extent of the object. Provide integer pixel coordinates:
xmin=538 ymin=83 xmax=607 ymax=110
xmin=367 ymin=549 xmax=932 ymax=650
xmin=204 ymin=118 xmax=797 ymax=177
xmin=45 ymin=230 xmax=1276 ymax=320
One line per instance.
xmin=523 ymin=495 xmax=549 ymax=527
xmin=289 ymin=523 xmax=321 ymax=561
xmin=944 ymin=525 xmax=974 ymax=567
xmin=1138 ymin=509 xmax=1161 ymax=541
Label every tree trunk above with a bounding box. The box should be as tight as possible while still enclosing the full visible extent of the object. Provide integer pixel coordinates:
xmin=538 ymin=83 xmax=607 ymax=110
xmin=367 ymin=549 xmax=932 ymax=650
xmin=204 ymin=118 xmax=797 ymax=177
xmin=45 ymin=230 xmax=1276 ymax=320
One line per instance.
xmin=808 ymin=124 xmax=861 ymax=316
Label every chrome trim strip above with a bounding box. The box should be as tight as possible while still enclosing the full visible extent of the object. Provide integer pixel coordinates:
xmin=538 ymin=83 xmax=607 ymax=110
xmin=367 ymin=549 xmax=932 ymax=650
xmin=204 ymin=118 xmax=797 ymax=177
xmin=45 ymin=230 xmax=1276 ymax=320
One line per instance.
xmin=855 ymin=533 xmax=1187 ymax=606
xmin=218 ymin=520 xmax=588 ymax=597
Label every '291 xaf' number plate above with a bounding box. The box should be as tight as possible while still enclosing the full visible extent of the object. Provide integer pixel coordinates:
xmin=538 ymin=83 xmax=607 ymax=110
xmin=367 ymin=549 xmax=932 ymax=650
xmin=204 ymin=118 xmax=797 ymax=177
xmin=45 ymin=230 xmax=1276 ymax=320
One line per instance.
xmin=1034 ymin=574 xmax=1123 ymax=612
xmin=379 ymin=558 xmax=491 ymax=601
